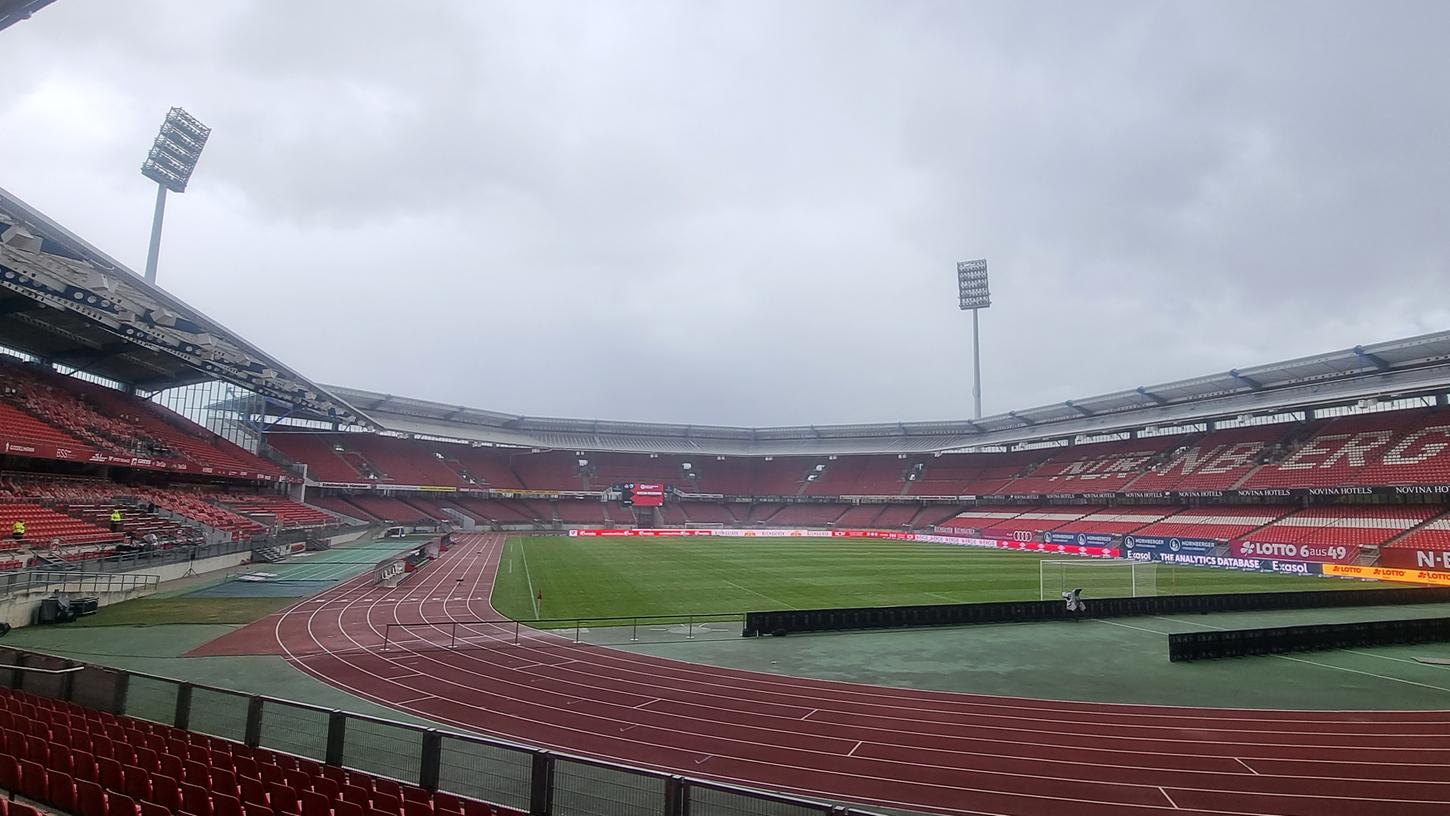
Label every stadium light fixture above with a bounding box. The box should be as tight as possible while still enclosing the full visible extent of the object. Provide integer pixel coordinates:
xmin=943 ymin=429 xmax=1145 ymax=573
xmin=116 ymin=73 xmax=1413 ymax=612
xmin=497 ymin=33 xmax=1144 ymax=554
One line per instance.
xmin=140 ymin=107 xmax=211 ymax=285
xmin=957 ymin=259 xmax=991 ymax=419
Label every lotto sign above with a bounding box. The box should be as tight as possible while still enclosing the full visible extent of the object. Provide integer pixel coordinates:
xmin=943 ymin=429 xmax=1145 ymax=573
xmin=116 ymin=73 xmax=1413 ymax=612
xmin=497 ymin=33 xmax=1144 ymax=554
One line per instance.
xmin=1322 ymin=563 xmax=1450 ymax=587
xmin=1231 ymin=540 xmax=1359 ymax=564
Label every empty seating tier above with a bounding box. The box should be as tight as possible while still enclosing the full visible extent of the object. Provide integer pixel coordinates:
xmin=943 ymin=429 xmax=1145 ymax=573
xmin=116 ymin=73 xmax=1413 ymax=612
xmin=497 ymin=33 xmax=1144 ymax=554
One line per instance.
xmin=0 ymin=685 xmax=523 ymax=816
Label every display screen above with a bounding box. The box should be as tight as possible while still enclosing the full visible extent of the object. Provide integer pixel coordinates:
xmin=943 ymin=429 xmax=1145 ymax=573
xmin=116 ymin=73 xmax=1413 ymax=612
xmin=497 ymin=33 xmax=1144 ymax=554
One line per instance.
xmin=626 ymin=483 xmax=665 ymax=507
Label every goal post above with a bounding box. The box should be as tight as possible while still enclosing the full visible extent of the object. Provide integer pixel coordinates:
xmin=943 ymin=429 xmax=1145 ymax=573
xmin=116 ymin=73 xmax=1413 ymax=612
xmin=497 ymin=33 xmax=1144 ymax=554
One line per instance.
xmin=1039 ymin=559 xmax=1159 ymax=600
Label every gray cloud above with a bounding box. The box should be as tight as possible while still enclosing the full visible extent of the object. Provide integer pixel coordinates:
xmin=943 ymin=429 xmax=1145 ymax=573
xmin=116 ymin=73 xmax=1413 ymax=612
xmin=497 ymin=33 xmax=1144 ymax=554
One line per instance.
xmin=2 ymin=0 xmax=1447 ymax=426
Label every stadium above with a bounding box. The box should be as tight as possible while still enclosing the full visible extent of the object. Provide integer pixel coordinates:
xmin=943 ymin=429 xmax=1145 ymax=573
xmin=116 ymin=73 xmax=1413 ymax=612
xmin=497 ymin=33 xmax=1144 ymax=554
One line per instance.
xmin=3 ymin=3 xmax=1450 ymax=816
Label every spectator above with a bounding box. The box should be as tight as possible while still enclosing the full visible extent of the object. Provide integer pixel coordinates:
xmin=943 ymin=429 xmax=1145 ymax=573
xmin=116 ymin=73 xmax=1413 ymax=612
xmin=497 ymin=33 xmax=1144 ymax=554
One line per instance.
xmin=10 ymin=519 xmax=23 ymax=542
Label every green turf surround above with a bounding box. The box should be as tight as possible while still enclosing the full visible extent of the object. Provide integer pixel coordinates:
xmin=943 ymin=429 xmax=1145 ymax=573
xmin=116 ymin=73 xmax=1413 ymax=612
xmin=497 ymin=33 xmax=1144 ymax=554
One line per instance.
xmin=625 ymin=604 xmax=1450 ymax=709
xmin=490 ymin=535 xmax=1383 ymax=622
xmin=68 ymin=596 xmax=295 ymax=626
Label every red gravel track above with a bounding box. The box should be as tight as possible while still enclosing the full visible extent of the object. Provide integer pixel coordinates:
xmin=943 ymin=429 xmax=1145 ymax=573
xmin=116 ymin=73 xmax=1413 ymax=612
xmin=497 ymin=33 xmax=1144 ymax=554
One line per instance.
xmin=215 ymin=533 xmax=1450 ymax=815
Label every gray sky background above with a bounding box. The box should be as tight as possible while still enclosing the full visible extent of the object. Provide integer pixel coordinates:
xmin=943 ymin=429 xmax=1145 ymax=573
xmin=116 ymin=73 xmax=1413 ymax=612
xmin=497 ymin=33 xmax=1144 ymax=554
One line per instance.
xmin=3 ymin=1 xmax=1448 ymax=426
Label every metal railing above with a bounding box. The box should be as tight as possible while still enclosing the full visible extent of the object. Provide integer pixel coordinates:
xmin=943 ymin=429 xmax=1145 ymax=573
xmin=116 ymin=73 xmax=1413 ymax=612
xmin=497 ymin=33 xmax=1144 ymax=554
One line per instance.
xmin=0 ymin=570 xmax=161 ymax=597
xmin=382 ymin=614 xmax=746 ymax=651
xmin=0 ymin=646 xmax=882 ymax=816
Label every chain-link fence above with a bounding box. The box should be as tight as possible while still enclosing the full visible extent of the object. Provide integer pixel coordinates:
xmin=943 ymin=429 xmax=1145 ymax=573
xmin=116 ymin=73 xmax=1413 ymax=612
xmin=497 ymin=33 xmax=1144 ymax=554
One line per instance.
xmin=0 ymin=645 xmax=879 ymax=816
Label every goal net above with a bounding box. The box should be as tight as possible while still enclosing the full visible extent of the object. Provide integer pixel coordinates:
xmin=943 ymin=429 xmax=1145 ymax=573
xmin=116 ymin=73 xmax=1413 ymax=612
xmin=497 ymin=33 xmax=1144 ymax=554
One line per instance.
xmin=1039 ymin=559 xmax=1158 ymax=600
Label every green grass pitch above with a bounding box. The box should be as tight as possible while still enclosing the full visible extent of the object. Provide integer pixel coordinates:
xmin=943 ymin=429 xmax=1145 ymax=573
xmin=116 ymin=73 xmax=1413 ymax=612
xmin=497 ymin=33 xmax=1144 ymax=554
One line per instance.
xmin=488 ymin=535 xmax=1379 ymax=623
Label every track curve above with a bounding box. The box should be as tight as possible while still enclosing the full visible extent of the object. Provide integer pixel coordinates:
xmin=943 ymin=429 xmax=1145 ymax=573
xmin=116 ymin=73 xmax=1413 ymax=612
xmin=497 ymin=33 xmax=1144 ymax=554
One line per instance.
xmin=264 ymin=533 xmax=1450 ymax=816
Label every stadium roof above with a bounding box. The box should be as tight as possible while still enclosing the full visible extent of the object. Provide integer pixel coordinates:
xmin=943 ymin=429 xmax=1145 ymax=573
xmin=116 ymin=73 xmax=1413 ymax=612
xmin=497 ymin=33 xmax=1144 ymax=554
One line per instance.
xmin=0 ymin=0 xmax=56 ymax=33
xmin=301 ymin=330 xmax=1450 ymax=455
xmin=0 ymin=185 xmax=370 ymax=426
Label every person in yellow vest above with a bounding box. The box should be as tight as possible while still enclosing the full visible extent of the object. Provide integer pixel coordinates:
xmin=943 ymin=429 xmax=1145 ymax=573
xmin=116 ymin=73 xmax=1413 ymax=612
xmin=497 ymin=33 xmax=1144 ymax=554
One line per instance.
xmin=11 ymin=519 xmax=24 ymax=542
xmin=109 ymin=508 xmax=123 ymax=532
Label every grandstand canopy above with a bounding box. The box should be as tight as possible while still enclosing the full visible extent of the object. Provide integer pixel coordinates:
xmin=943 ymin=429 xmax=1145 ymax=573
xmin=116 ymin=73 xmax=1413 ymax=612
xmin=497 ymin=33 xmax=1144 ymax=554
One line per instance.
xmin=272 ymin=330 xmax=1450 ymax=456
xmin=0 ymin=186 xmax=369 ymax=426
xmin=0 ymin=0 xmax=56 ymax=33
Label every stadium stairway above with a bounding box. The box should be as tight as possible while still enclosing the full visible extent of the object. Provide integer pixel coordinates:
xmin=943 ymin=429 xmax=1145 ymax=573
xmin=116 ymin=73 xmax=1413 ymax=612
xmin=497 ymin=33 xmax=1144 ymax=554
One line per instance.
xmin=31 ymin=551 xmax=75 ymax=571
xmin=250 ymin=544 xmax=288 ymax=564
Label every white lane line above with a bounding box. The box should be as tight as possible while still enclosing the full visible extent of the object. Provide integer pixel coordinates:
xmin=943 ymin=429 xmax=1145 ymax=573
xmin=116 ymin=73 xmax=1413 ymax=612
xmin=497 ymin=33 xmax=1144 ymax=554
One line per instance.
xmin=1119 ymin=616 xmax=1450 ymax=695
xmin=1158 ymin=787 xmax=1179 ymax=808
xmin=1235 ymin=757 xmax=1260 ymax=775
xmin=1273 ymin=655 xmax=1450 ymax=695
xmin=1156 ymin=615 xmax=1450 ymax=670
xmin=520 ymin=538 xmax=540 ymax=620
xmin=848 ymin=740 xmax=864 ymax=757
xmin=1093 ymin=619 xmax=1171 ymax=636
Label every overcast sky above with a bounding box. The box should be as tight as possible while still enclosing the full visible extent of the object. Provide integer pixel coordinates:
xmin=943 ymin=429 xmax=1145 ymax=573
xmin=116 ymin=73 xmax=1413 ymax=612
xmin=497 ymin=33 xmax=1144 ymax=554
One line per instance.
xmin=3 ymin=1 xmax=1448 ymax=426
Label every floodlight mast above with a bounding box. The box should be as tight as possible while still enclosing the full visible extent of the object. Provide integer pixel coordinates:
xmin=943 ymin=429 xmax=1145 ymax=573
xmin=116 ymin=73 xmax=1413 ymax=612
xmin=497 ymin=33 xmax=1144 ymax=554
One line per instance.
xmin=957 ymin=259 xmax=990 ymax=419
xmin=140 ymin=107 xmax=210 ymax=285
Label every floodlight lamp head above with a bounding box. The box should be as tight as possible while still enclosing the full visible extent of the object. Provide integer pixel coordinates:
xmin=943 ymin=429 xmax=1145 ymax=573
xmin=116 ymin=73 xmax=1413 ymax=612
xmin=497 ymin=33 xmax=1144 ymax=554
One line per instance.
xmin=141 ymin=107 xmax=211 ymax=193
xmin=956 ymin=258 xmax=990 ymax=311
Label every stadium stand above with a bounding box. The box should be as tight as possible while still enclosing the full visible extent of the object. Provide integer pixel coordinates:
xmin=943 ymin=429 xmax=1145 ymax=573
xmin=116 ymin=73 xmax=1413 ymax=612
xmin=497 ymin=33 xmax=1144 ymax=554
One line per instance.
xmin=834 ymin=505 xmax=887 ymax=527
xmin=305 ymin=494 xmax=380 ymax=523
xmin=872 ymin=504 xmax=923 ymax=529
xmin=1239 ymin=505 xmax=1441 ymax=549
xmin=345 ymin=435 xmax=463 ymax=487
xmin=1244 ymin=408 xmax=1450 ymax=489
xmin=266 ymin=434 xmax=369 ymax=483
xmin=449 ymin=447 xmax=525 ymax=490
xmin=1127 ymin=506 xmax=1295 ymax=540
xmin=0 ymin=501 xmax=116 ymax=548
xmin=1124 ymin=424 xmax=1298 ymax=492
xmin=745 ymin=503 xmax=785 ymax=524
xmin=678 ymin=502 xmax=734 ymax=525
xmin=0 ymin=686 xmax=525 ymax=816
xmin=510 ymin=451 xmax=582 ymax=491
xmin=937 ymin=506 xmax=1098 ymax=538
xmin=803 ymin=455 xmax=909 ymax=496
xmin=130 ymin=487 xmax=267 ymax=541
xmin=393 ymin=497 xmax=457 ymax=522
xmin=214 ymin=494 xmax=338 ymax=529
xmin=1004 ymin=437 xmax=1181 ymax=496
xmin=770 ymin=504 xmax=849 ymax=526
xmin=1388 ymin=517 xmax=1450 ymax=553
xmin=1051 ymin=506 xmax=1178 ymax=535
xmin=0 ymin=400 xmax=93 ymax=457
xmin=340 ymin=495 xmax=431 ymax=524
xmin=908 ymin=450 xmax=1053 ymax=496
xmin=584 ymin=452 xmax=683 ymax=490
xmin=556 ymin=499 xmax=607 ymax=525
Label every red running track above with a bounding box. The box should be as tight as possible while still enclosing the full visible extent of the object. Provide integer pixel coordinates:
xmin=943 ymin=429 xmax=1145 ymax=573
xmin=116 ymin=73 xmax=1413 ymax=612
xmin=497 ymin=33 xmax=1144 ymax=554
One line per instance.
xmin=197 ymin=533 xmax=1450 ymax=816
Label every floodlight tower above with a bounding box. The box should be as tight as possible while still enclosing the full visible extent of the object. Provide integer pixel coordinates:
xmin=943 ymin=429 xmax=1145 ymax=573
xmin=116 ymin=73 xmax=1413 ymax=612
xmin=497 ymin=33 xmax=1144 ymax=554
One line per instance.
xmin=957 ymin=259 xmax=990 ymax=419
xmin=140 ymin=107 xmax=210 ymax=285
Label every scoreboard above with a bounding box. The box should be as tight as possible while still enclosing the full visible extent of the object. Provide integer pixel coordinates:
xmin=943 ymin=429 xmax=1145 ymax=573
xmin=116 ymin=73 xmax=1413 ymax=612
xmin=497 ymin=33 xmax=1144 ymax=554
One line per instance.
xmin=622 ymin=483 xmax=665 ymax=507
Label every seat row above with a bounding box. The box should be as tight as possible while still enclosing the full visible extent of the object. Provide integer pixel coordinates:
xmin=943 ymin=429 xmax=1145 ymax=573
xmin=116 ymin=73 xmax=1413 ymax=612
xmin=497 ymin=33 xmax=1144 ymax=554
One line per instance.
xmin=0 ymin=688 xmax=522 ymax=816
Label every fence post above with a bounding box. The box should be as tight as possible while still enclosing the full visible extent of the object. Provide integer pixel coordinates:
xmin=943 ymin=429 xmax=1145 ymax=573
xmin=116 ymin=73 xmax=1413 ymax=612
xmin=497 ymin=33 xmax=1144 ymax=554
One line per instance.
xmin=174 ymin=683 xmax=193 ymax=731
xmin=111 ymin=670 xmax=130 ymax=715
xmin=528 ymin=750 xmax=554 ymax=815
xmin=419 ymin=729 xmax=442 ymax=792
xmin=244 ymin=696 xmax=265 ymax=748
xmin=13 ymin=652 xmax=28 ymax=692
xmin=325 ymin=711 xmax=347 ymax=766
xmin=664 ymin=775 xmax=687 ymax=816
xmin=59 ymin=661 xmax=77 ymax=702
